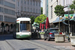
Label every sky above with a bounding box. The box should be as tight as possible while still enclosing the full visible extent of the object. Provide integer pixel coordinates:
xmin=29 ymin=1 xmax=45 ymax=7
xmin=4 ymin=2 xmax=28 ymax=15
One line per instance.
xmin=41 ymin=0 xmax=43 ymax=7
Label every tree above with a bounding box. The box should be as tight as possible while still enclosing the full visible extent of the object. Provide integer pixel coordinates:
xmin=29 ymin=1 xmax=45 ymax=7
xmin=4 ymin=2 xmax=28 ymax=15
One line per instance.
xmin=1 ymin=22 xmax=5 ymax=33
xmin=70 ymin=0 xmax=75 ymax=13
xmin=34 ymin=14 xmax=47 ymax=24
xmin=54 ymin=5 xmax=64 ymax=17
xmin=54 ymin=5 xmax=64 ymax=32
xmin=41 ymin=7 xmax=43 ymax=14
xmin=69 ymin=10 xmax=74 ymax=14
xmin=30 ymin=16 xmax=35 ymax=24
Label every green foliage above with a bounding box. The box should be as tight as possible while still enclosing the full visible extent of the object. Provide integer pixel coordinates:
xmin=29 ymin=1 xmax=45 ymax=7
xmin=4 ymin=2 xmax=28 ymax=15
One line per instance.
xmin=70 ymin=4 xmax=75 ymax=10
xmin=39 ymin=32 xmax=45 ymax=34
xmin=70 ymin=0 xmax=75 ymax=13
xmin=35 ymin=14 xmax=47 ymax=24
xmin=41 ymin=7 xmax=43 ymax=14
xmin=69 ymin=10 xmax=74 ymax=14
xmin=54 ymin=5 xmax=64 ymax=16
xmin=30 ymin=16 xmax=35 ymax=24
xmin=73 ymin=0 xmax=75 ymax=4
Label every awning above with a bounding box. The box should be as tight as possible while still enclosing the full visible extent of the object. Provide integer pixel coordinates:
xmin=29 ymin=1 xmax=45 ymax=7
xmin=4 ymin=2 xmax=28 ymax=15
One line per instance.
xmin=50 ymin=14 xmax=75 ymax=23
xmin=50 ymin=16 xmax=65 ymax=23
xmin=70 ymin=14 xmax=75 ymax=21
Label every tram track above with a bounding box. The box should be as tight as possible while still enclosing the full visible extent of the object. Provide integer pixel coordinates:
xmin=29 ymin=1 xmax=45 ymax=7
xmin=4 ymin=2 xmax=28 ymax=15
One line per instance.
xmin=23 ymin=40 xmax=58 ymax=50
xmin=23 ymin=40 xmax=71 ymax=50
xmin=4 ymin=39 xmax=70 ymax=50
xmin=5 ymin=40 xmax=16 ymax=50
xmin=5 ymin=39 xmax=46 ymax=50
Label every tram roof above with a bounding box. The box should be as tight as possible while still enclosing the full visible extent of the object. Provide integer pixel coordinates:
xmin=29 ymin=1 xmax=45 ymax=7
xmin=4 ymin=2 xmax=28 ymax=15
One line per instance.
xmin=17 ymin=17 xmax=31 ymax=21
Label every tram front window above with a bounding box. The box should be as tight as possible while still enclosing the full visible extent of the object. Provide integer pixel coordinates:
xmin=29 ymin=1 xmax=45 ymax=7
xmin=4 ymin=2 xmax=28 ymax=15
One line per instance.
xmin=20 ymin=21 xmax=30 ymax=32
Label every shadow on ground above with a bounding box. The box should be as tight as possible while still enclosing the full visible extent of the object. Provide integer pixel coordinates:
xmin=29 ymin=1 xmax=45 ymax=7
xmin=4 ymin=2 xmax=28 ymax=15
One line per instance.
xmin=0 ymin=34 xmax=14 ymax=41
xmin=20 ymin=48 xmax=37 ymax=50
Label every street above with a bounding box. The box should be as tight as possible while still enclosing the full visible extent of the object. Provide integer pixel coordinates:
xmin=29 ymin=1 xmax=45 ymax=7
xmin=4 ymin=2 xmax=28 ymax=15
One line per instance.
xmin=0 ymin=34 xmax=71 ymax=50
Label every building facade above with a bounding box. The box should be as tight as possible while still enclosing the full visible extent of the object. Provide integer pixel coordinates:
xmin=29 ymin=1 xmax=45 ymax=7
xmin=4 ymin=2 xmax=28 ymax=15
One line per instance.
xmin=48 ymin=0 xmax=58 ymax=23
xmin=0 ymin=0 xmax=16 ymax=32
xmin=16 ymin=0 xmax=41 ymax=17
xmin=43 ymin=0 xmax=74 ymax=23
xmin=0 ymin=0 xmax=16 ymax=24
xmin=43 ymin=0 xmax=48 ymax=17
xmin=43 ymin=0 xmax=75 ymax=34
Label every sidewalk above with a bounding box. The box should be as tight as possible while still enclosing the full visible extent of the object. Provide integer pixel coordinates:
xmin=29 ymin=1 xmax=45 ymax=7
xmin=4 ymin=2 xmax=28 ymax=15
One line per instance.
xmin=39 ymin=39 xmax=75 ymax=50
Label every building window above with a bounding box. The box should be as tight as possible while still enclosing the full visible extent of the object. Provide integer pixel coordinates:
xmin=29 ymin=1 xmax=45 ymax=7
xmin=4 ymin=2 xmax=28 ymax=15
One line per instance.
xmin=24 ymin=0 xmax=26 ymax=4
xmin=36 ymin=9 xmax=37 ymax=13
xmin=51 ymin=6 xmax=53 ymax=19
xmin=4 ymin=8 xmax=15 ymax=15
xmin=33 ymin=1 xmax=35 ymax=6
xmin=34 ymin=8 xmax=35 ymax=13
xmin=18 ymin=1 xmax=19 ymax=6
xmin=35 ymin=9 xmax=36 ymax=13
xmin=37 ymin=2 xmax=38 ymax=6
xmin=39 ymin=9 xmax=41 ymax=13
xmin=30 ymin=8 xmax=31 ymax=12
xmin=39 ymin=2 xmax=40 ymax=7
xmin=36 ymin=2 xmax=37 ymax=6
xmin=24 ymin=7 xmax=26 ymax=11
xmin=0 ymin=15 xmax=3 ymax=21
xmin=4 ymin=16 xmax=16 ymax=22
xmin=26 ymin=8 xmax=27 ymax=11
xmin=4 ymin=1 xmax=15 ymax=9
xmin=38 ymin=9 xmax=39 ymax=13
xmin=0 ymin=0 xmax=3 ymax=5
xmin=12 ymin=0 xmax=15 ymax=2
xmin=29 ymin=8 xmax=30 ymax=12
xmin=33 ymin=9 xmax=34 ymax=12
xmin=30 ymin=1 xmax=32 ymax=5
xmin=21 ymin=6 xmax=23 ymax=11
xmin=0 ymin=7 xmax=3 ymax=12
xmin=27 ymin=0 xmax=29 ymax=5
xmin=21 ymin=0 xmax=23 ymax=4
xmin=32 ymin=9 xmax=33 ymax=12
xmin=28 ymin=8 xmax=29 ymax=12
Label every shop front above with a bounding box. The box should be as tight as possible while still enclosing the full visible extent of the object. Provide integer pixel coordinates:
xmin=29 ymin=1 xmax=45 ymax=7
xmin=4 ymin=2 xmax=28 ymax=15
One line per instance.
xmin=50 ymin=14 xmax=75 ymax=42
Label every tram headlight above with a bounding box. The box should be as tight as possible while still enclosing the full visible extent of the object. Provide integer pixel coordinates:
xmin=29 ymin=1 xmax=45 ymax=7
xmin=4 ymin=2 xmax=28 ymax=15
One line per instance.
xmin=29 ymin=32 xmax=31 ymax=35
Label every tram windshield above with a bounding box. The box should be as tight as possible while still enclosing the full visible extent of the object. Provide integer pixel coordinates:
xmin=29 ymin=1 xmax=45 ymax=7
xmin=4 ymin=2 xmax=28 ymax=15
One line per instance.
xmin=20 ymin=21 xmax=30 ymax=32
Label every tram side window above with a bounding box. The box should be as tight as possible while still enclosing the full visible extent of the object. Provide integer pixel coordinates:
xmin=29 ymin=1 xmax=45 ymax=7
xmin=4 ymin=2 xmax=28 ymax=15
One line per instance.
xmin=16 ymin=23 xmax=19 ymax=32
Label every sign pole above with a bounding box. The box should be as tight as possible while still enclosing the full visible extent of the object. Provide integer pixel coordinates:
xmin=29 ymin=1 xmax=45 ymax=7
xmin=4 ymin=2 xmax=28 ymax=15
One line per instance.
xmin=68 ymin=5 xmax=70 ymax=42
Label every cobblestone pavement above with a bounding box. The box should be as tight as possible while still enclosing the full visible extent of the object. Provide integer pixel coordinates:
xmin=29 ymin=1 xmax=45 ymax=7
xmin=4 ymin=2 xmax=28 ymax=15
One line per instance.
xmin=0 ymin=34 xmax=72 ymax=50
